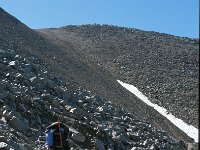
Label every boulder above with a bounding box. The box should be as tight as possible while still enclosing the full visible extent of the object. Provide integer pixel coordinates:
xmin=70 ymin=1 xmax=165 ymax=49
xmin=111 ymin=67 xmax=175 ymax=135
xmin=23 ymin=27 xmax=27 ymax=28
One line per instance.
xmin=42 ymin=94 xmax=54 ymax=103
xmin=0 ymin=142 xmax=9 ymax=150
xmin=0 ymin=136 xmax=7 ymax=143
xmin=70 ymin=107 xmax=89 ymax=119
xmin=9 ymin=116 xmax=29 ymax=133
xmin=129 ymin=132 xmax=141 ymax=142
xmin=52 ymin=100 xmax=60 ymax=108
xmin=4 ymin=111 xmax=21 ymax=122
xmin=94 ymin=139 xmax=105 ymax=150
xmin=178 ymin=139 xmax=187 ymax=149
xmin=71 ymin=133 xmax=85 ymax=143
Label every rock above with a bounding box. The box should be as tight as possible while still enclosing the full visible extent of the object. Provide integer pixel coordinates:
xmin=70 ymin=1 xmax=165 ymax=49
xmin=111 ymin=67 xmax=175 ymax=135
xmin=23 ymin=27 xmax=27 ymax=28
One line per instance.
xmin=94 ymin=139 xmax=105 ymax=150
xmin=62 ymin=90 xmax=72 ymax=102
xmin=129 ymin=132 xmax=141 ymax=142
xmin=107 ymin=144 xmax=114 ymax=150
xmin=71 ymin=133 xmax=85 ymax=143
xmin=24 ymin=144 xmax=34 ymax=150
xmin=131 ymin=147 xmax=143 ymax=150
xmin=187 ymin=143 xmax=199 ymax=150
xmin=0 ymin=136 xmax=7 ymax=142
xmin=4 ymin=111 xmax=21 ymax=122
xmin=52 ymin=100 xmax=60 ymax=107
xmin=45 ymin=79 xmax=55 ymax=90
xmin=113 ymin=125 xmax=125 ymax=134
xmin=38 ymin=136 xmax=46 ymax=141
xmin=114 ymin=141 xmax=126 ymax=150
xmin=0 ymin=91 xmax=8 ymax=101
xmin=29 ymin=76 xmax=37 ymax=83
xmin=9 ymin=116 xmax=29 ymax=132
xmin=162 ymin=143 xmax=171 ymax=149
xmin=179 ymin=139 xmax=187 ymax=149
xmin=65 ymin=105 xmax=73 ymax=111
xmin=70 ymin=107 xmax=89 ymax=119
xmin=42 ymin=94 xmax=54 ymax=103
xmin=43 ymin=101 xmax=51 ymax=110
xmin=0 ymin=142 xmax=9 ymax=150
xmin=22 ymin=79 xmax=31 ymax=86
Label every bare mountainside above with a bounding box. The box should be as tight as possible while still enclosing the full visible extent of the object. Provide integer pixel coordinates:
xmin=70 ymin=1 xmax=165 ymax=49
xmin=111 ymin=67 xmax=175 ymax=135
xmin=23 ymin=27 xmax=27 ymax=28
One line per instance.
xmin=0 ymin=7 xmax=198 ymax=149
xmin=37 ymin=25 xmax=199 ymax=129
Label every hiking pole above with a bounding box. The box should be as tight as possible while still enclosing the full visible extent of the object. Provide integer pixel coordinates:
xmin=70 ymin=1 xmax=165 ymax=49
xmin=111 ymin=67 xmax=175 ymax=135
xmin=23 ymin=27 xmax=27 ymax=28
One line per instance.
xmin=58 ymin=118 xmax=63 ymax=147
xmin=57 ymin=104 xmax=64 ymax=147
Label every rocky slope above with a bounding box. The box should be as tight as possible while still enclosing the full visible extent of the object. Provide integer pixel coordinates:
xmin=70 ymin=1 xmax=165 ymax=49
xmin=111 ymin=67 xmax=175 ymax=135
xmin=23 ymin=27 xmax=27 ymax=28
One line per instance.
xmin=0 ymin=39 xmax=196 ymax=150
xmin=0 ymin=7 xmax=198 ymax=149
xmin=37 ymin=24 xmax=199 ymax=128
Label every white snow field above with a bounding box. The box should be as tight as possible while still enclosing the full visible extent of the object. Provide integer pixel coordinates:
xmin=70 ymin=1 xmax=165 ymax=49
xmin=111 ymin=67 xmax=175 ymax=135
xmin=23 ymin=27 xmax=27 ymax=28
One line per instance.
xmin=117 ymin=80 xmax=198 ymax=143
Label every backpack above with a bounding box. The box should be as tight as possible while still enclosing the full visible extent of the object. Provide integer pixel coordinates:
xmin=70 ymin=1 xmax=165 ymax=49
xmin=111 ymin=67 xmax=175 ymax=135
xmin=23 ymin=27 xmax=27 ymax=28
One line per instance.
xmin=46 ymin=123 xmax=68 ymax=148
xmin=52 ymin=128 xmax=65 ymax=147
xmin=46 ymin=129 xmax=54 ymax=146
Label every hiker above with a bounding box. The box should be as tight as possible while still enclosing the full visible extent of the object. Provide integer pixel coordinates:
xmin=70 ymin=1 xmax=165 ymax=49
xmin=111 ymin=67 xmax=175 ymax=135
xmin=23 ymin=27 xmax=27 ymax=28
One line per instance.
xmin=45 ymin=121 xmax=70 ymax=150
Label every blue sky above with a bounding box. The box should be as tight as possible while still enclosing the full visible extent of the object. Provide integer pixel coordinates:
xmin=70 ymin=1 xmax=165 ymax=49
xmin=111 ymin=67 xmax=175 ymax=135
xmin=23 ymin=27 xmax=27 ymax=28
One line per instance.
xmin=0 ymin=0 xmax=199 ymax=38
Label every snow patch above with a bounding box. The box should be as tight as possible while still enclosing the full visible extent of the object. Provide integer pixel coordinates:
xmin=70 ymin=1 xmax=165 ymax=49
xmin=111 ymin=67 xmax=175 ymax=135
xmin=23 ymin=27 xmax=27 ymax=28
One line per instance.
xmin=117 ymin=80 xmax=198 ymax=142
